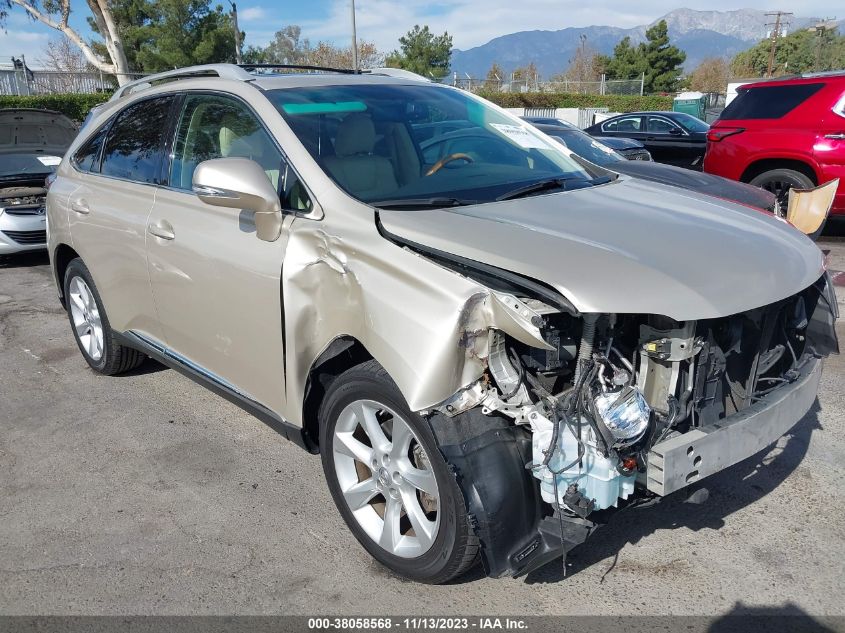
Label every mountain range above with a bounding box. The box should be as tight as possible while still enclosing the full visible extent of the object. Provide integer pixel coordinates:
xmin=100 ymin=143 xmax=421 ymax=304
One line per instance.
xmin=449 ymin=8 xmax=833 ymax=79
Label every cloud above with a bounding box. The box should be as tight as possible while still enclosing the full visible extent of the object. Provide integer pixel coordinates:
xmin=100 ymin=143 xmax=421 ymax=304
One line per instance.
xmin=238 ymin=6 xmax=268 ymax=22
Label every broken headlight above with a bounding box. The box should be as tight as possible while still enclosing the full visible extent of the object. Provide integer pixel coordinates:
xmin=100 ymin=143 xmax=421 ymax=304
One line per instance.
xmin=594 ymin=386 xmax=651 ymax=445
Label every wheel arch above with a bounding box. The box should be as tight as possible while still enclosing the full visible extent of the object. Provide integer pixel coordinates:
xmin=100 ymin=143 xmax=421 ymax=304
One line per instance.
xmin=52 ymin=243 xmax=80 ymax=308
xmin=301 ymin=335 xmax=375 ymax=451
xmin=740 ymin=157 xmax=819 ymax=185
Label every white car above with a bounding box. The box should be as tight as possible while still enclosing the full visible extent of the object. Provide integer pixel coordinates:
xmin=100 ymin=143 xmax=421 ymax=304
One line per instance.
xmin=0 ymin=108 xmax=77 ymax=255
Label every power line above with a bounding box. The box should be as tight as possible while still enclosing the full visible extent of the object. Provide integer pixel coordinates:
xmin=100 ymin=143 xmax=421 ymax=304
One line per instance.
xmin=764 ymin=11 xmax=793 ymax=77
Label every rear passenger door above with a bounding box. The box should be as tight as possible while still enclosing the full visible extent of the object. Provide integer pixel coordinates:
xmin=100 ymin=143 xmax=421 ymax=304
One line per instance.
xmin=67 ymin=95 xmax=175 ymax=341
xmin=146 ymin=92 xmax=312 ymax=416
xmin=644 ymin=115 xmax=691 ymax=166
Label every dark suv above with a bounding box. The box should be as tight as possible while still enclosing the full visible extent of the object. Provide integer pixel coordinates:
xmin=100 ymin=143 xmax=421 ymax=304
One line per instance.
xmin=703 ymin=73 xmax=845 ymax=214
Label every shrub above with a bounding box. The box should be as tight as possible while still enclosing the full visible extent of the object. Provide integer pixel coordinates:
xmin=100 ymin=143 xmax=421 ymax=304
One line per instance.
xmin=0 ymin=93 xmax=112 ymax=122
xmin=477 ymin=92 xmax=674 ymax=113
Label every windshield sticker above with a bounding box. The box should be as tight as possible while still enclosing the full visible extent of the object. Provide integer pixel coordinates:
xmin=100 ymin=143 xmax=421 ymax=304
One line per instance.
xmin=36 ymin=156 xmax=62 ymax=166
xmin=490 ymin=124 xmax=551 ymax=149
xmin=282 ymin=101 xmax=367 ymax=115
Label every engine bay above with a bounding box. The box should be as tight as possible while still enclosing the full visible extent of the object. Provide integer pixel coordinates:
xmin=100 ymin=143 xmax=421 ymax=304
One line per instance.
xmin=436 ymin=272 xmax=838 ymax=516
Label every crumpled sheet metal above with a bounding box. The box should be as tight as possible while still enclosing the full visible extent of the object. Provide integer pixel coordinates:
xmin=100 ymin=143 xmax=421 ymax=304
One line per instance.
xmin=281 ymin=218 xmax=550 ymax=425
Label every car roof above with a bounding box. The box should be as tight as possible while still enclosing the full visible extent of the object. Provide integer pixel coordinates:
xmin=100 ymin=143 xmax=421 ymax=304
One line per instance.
xmin=738 ymin=72 xmax=845 ymax=90
xmin=601 ymin=111 xmax=685 ymax=118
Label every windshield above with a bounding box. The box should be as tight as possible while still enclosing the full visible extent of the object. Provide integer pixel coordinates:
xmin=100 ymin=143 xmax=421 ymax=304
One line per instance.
xmin=269 ymin=84 xmax=598 ymax=207
xmin=0 ymin=153 xmax=61 ymax=179
xmin=543 ymin=130 xmax=624 ymax=166
xmin=673 ymin=113 xmax=709 ymax=133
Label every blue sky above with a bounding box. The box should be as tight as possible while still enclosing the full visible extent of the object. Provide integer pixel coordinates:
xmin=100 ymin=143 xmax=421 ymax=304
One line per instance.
xmin=0 ymin=1 xmax=838 ymax=68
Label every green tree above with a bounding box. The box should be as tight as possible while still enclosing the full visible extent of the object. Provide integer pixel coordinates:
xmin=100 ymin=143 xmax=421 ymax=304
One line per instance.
xmin=87 ymin=0 xmax=240 ymax=73
xmin=640 ymin=20 xmax=686 ymax=92
xmin=731 ymin=27 xmax=845 ymax=76
xmin=602 ymin=37 xmax=641 ymax=82
xmin=603 ymin=21 xmax=686 ymax=93
xmin=385 ymin=25 xmax=452 ymax=79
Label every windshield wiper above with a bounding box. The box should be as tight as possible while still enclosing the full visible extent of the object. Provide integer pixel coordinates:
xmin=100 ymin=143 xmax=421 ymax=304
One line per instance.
xmin=495 ymin=175 xmax=611 ymax=202
xmin=370 ymin=197 xmax=476 ymax=210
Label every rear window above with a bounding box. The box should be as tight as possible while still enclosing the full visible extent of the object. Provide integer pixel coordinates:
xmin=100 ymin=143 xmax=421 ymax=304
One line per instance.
xmin=100 ymin=96 xmax=174 ymax=184
xmin=719 ymin=83 xmax=824 ymax=120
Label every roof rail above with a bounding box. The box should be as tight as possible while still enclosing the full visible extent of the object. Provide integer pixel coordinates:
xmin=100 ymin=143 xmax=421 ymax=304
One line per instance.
xmin=364 ymin=67 xmax=431 ymax=82
xmin=110 ymin=64 xmax=254 ymax=101
xmin=238 ymin=63 xmax=358 ymax=74
xmin=801 ymin=70 xmax=845 ymax=78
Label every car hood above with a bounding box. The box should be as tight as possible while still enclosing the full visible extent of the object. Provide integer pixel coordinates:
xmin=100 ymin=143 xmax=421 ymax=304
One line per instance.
xmin=0 ymin=108 xmax=77 ymax=156
xmin=594 ymin=136 xmax=643 ymax=151
xmin=378 ymin=177 xmax=824 ymax=321
xmin=608 ymin=160 xmax=777 ymax=211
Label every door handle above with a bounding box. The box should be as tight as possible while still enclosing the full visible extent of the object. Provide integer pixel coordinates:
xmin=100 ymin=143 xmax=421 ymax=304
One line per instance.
xmin=70 ymin=199 xmax=90 ymax=215
xmin=824 ymin=133 xmax=845 ymax=139
xmin=148 ymin=220 xmax=175 ymax=241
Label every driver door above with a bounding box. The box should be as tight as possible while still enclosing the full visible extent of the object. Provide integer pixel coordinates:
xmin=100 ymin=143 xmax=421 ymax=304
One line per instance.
xmin=146 ymin=92 xmax=309 ymax=415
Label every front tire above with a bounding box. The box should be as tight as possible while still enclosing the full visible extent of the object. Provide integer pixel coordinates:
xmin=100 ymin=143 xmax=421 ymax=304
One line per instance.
xmin=319 ymin=361 xmax=478 ymax=583
xmin=64 ymin=258 xmax=145 ymax=375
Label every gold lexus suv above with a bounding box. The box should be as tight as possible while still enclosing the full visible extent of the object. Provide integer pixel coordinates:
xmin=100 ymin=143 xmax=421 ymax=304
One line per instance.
xmin=48 ymin=64 xmax=838 ymax=583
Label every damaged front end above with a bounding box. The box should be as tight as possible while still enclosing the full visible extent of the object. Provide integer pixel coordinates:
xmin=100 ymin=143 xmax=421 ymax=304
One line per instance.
xmin=424 ymin=271 xmax=839 ymax=578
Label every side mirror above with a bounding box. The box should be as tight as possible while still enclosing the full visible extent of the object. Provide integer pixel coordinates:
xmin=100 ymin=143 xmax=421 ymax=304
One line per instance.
xmin=668 ymin=127 xmax=683 ymax=136
xmin=192 ymin=157 xmax=282 ymax=242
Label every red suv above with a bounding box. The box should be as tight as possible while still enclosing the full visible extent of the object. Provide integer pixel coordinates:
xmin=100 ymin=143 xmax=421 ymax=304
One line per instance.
xmin=703 ymin=73 xmax=845 ymax=215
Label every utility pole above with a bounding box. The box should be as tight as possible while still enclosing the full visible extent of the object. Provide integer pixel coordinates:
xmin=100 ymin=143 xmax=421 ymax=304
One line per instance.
xmin=230 ymin=1 xmax=242 ymax=64
xmin=764 ymin=11 xmax=792 ymax=77
xmin=350 ymin=0 xmax=359 ymax=72
xmin=808 ymin=19 xmax=837 ymax=72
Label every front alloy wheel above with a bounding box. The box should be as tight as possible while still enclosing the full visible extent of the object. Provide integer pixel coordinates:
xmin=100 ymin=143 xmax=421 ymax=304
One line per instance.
xmin=319 ymin=360 xmax=478 ymax=583
xmin=332 ymin=399 xmax=440 ymax=558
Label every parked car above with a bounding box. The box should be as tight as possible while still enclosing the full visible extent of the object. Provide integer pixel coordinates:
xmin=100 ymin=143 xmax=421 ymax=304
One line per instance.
xmin=585 ymin=111 xmax=709 ymax=169
xmin=0 ymin=109 xmax=77 ymax=255
xmin=47 ymin=64 xmax=838 ymax=584
xmin=532 ymin=123 xmax=779 ymax=214
xmin=703 ymin=72 xmax=845 ymax=215
xmin=522 ymin=116 xmax=652 ymax=161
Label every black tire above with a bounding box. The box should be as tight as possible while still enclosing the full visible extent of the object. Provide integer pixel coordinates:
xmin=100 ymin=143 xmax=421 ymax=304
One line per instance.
xmin=319 ymin=360 xmax=479 ymax=583
xmin=749 ymin=168 xmax=814 ymax=210
xmin=63 ymin=258 xmax=145 ymax=375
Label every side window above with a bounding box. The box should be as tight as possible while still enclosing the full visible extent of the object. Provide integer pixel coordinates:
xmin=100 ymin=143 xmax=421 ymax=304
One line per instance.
xmin=719 ymin=83 xmax=825 ymax=120
xmin=100 ymin=96 xmax=173 ymax=184
xmin=170 ymin=94 xmax=310 ymax=211
xmin=646 ymin=116 xmax=680 ymax=134
xmin=72 ymin=125 xmax=109 ymax=173
xmin=604 ymin=116 xmax=642 ymax=133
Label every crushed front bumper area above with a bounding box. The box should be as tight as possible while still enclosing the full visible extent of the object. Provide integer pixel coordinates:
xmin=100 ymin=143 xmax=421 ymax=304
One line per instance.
xmin=646 ymin=356 xmax=822 ymax=496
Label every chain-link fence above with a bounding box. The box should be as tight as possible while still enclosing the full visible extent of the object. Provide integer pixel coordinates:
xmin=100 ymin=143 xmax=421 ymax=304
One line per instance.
xmin=0 ymin=63 xmax=146 ymax=96
xmin=447 ymin=74 xmax=645 ymax=96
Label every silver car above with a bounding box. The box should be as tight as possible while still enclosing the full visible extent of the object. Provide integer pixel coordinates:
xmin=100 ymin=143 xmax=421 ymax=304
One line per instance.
xmin=46 ymin=64 xmax=838 ymax=583
xmin=0 ymin=108 xmax=77 ymax=255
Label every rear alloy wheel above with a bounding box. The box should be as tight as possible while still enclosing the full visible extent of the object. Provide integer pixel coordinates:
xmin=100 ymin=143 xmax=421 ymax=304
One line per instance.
xmin=63 ymin=258 xmax=145 ymax=375
xmin=749 ymin=168 xmax=814 ymax=211
xmin=319 ymin=361 xmax=478 ymax=583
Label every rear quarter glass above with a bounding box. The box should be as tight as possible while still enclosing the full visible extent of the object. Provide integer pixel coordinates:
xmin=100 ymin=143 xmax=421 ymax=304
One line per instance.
xmin=719 ymin=83 xmax=825 ymax=120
